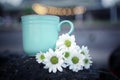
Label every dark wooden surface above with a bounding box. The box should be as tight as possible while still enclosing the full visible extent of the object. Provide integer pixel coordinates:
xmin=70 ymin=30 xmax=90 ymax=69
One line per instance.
xmin=0 ymin=52 xmax=119 ymax=80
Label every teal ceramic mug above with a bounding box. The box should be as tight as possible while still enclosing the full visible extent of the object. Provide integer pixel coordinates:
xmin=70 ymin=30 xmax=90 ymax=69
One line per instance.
xmin=21 ymin=15 xmax=74 ymax=56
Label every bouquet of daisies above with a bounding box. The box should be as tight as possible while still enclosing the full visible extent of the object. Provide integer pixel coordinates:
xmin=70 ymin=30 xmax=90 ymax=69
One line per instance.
xmin=36 ymin=34 xmax=92 ymax=73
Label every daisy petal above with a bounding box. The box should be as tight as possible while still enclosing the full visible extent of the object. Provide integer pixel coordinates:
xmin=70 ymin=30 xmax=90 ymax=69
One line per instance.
xmin=49 ymin=68 xmax=52 ymax=73
xmin=57 ymin=66 xmax=63 ymax=72
xmin=53 ymin=68 xmax=57 ymax=73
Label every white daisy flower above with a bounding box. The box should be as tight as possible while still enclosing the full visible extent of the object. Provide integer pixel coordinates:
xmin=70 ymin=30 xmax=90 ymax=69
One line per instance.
xmin=35 ymin=33 xmax=93 ymax=73
xmin=56 ymin=34 xmax=76 ymax=50
xmin=59 ymin=45 xmax=80 ymax=68
xmin=61 ymin=48 xmax=72 ymax=68
xmin=36 ymin=52 xmax=46 ymax=64
xmin=63 ymin=50 xmax=71 ymax=60
xmin=58 ymin=44 xmax=80 ymax=54
xmin=80 ymin=46 xmax=89 ymax=56
xmin=67 ymin=49 xmax=85 ymax=72
xmin=44 ymin=49 xmax=64 ymax=73
xmin=83 ymin=55 xmax=93 ymax=69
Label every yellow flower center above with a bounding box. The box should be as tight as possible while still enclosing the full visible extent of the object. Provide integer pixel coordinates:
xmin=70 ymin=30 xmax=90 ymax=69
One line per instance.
xmin=64 ymin=52 xmax=70 ymax=58
xmin=72 ymin=56 xmax=79 ymax=64
xmin=81 ymin=51 xmax=85 ymax=55
xmin=40 ymin=54 xmax=45 ymax=60
xmin=64 ymin=40 xmax=71 ymax=47
xmin=84 ymin=58 xmax=89 ymax=64
xmin=50 ymin=56 xmax=58 ymax=64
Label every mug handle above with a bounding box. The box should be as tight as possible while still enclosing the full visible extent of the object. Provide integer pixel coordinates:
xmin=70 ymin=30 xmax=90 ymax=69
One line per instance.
xmin=58 ymin=20 xmax=74 ymax=35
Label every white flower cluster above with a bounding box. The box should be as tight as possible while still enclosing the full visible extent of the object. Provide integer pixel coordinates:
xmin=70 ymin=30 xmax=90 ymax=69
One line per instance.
xmin=36 ymin=34 xmax=92 ymax=73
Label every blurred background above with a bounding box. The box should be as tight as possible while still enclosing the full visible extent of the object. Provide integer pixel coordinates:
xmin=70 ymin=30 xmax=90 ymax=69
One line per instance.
xmin=0 ymin=0 xmax=120 ymax=78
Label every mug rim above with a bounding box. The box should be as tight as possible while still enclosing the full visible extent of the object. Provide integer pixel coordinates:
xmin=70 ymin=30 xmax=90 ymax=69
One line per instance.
xmin=21 ymin=14 xmax=60 ymax=22
xmin=21 ymin=14 xmax=59 ymax=19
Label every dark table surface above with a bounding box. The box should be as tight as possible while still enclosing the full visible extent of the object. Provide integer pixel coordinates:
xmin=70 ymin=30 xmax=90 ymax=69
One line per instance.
xmin=0 ymin=51 xmax=119 ymax=80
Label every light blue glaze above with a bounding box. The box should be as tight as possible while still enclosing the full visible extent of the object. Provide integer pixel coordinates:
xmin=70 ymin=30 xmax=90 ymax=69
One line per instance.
xmin=21 ymin=15 xmax=74 ymax=56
